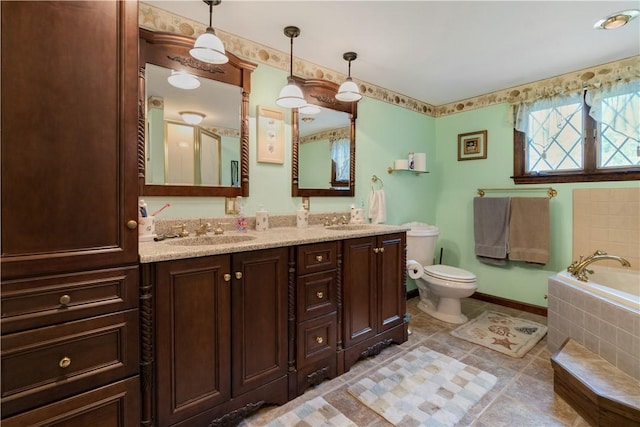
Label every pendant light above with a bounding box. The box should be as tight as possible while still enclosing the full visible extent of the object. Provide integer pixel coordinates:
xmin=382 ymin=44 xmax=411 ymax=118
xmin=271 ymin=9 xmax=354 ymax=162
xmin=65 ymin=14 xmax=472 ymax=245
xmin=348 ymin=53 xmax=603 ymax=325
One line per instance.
xmin=190 ymin=0 xmax=228 ymax=64
xmin=276 ymin=26 xmax=306 ymax=109
xmin=336 ymin=52 xmax=362 ymax=102
xmin=167 ymin=70 xmax=200 ymax=90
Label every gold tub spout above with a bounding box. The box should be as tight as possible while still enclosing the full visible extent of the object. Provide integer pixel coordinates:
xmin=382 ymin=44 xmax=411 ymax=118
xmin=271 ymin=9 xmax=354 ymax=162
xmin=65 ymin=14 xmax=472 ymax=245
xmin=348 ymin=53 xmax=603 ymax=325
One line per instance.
xmin=567 ymin=250 xmax=631 ymax=282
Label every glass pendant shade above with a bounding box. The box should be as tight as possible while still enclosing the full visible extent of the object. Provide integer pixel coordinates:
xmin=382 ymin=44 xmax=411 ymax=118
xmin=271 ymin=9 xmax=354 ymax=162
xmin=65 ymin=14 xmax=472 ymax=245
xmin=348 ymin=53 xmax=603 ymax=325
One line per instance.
xmin=276 ymin=80 xmax=306 ymax=108
xmin=167 ymin=70 xmax=200 ymax=89
xmin=299 ymin=103 xmax=321 ymax=115
xmin=180 ymin=111 xmax=206 ymax=125
xmin=336 ymin=78 xmax=362 ymax=102
xmin=190 ymin=28 xmax=228 ymax=64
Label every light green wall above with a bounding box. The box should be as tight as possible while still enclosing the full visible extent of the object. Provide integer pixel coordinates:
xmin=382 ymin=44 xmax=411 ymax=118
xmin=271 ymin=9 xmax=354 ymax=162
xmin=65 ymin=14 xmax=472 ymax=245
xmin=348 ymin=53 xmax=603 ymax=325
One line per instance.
xmin=434 ymin=103 xmax=638 ymax=307
xmin=142 ymin=62 xmax=637 ymax=308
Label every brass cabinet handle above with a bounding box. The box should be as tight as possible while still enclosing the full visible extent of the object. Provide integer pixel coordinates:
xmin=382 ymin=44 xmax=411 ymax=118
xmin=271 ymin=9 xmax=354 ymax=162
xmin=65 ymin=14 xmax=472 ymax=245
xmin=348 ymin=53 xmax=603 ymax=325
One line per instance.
xmin=315 ymin=255 xmax=323 ymax=262
xmin=315 ymin=336 xmax=323 ymax=344
xmin=59 ymin=357 xmax=71 ymax=369
xmin=235 ymin=272 xmax=243 ymax=279
xmin=373 ymin=248 xmax=380 ymax=253
xmin=379 ymin=247 xmax=385 ymax=253
xmin=59 ymin=294 xmax=71 ymax=306
xmin=316 ymin=291 xmax=324 ymax=299
xmin=126 ymin=220 xmax=137 ymax=230
xmin=223 ymin=274 xmax=231 ymax=282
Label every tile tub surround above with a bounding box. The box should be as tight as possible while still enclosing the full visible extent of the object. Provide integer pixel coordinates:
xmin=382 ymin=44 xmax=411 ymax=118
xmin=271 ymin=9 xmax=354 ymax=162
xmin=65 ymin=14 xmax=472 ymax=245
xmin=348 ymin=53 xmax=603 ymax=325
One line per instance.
xmin=547 ymin=274 xmax=640 ymax=381
xmin=241 ymin=298 xmax=593 ymax=427
xmin=140 ymin=219 xmax=409 ymax=263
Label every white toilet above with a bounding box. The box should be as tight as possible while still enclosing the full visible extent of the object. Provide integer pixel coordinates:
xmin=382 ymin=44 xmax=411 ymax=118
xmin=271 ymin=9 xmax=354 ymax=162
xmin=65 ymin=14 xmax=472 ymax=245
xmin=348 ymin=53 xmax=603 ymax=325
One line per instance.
xmin=405 ymin=223 xmax=477 ymax=324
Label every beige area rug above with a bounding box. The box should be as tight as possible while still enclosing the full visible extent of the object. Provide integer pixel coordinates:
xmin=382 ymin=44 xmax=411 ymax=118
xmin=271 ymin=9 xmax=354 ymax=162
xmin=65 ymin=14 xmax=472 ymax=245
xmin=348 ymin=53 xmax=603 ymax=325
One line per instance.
xmin=347 ymin=346 xmax=497 ymax=426
xmin=451 ymin=310 xmax=547 ymax=358
xmin=264 ymin=396 xmax=357 ymax=427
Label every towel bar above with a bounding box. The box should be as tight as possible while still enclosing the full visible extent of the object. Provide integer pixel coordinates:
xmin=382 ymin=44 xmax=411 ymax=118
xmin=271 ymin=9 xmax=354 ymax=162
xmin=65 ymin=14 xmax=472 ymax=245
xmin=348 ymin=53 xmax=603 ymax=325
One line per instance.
xmin=477 ymin=187 xmax=557 ymax=198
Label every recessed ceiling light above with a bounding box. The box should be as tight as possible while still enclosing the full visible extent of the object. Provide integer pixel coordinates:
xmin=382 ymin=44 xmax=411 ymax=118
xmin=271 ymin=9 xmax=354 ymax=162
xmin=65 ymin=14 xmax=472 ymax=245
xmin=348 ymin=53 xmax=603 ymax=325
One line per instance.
xmin=180 ymin=111 xmax=206 ymax=125
xmin=594 ymin=9 xmax=640 ymax=30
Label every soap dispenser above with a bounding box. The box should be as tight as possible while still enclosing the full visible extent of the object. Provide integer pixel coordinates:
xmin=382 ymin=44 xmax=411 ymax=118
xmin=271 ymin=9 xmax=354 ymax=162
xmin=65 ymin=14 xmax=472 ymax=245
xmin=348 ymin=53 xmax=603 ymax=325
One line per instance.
xmin=255 ymin=205 xmax=269 ymax=231
xmin=296 ymin=204 xmax=308 ymax=228
xmin=235 ymin=196 xmax=247 ymax=233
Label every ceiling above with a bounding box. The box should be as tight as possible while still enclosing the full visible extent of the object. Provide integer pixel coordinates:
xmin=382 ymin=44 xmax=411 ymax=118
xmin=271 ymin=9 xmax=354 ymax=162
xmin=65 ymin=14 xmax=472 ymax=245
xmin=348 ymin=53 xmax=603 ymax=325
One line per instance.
xmin=146 ymin=1 xmax=640 ymax=106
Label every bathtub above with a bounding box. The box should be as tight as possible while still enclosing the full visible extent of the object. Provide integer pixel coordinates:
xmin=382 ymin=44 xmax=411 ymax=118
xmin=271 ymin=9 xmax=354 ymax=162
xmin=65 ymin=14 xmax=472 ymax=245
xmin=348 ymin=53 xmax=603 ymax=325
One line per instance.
xmin=547 ymin=266 xmax=640 ymax=380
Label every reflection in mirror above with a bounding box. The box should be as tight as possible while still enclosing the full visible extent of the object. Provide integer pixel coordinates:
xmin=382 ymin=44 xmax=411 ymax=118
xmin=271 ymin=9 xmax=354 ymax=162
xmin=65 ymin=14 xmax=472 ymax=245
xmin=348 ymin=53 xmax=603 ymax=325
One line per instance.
xmin=292 ymin=78 xmax=357 ymax=197
xmin=139 ymin=29 xmax=256 ymax=197
xmin=145 ymin=64 xmax=239 ymax=187
xmin=298 ymin=107 xmax=350 ymax=189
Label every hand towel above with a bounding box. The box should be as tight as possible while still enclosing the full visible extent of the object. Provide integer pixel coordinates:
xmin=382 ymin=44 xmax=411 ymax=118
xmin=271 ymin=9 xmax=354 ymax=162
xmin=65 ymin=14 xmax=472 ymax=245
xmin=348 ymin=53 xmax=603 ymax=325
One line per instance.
xmin=473 ymin=197 xmax=511 ymax=265
xmin=368 ymin=189 xmax=386 ymax=224
xmin=508 ymin=197 xmax=550 ymax=265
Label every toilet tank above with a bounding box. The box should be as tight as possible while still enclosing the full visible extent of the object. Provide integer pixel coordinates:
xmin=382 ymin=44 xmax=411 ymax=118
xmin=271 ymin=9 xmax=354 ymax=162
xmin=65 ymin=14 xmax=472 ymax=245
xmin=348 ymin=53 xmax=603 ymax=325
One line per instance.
xmin=404 ymin=222 xmax=439 ymax=266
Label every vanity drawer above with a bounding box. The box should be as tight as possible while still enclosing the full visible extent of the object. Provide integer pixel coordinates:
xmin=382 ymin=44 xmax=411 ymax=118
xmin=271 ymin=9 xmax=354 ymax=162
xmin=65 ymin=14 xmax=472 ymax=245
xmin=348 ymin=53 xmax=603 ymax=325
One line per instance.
xmin=297 ymin=312 xmax=337 ymax=367
xmin=1 ymin=266 xmax=139 ymax=334
xmin=1 ymin=309 xmax=139 ymax=417
xmin=2 ymin=376 xmax=140 ymax=427
xmin=297 ymin=270 xmax=337 ymax=322
xmin=297 ymin=242 xmax=337 ymax=275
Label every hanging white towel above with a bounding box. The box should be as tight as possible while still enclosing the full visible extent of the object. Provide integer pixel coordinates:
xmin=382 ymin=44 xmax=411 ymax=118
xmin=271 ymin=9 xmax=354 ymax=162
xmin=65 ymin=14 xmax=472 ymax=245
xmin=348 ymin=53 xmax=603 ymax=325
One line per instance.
xmin=368 ymin=189 xmax=386 ymax=224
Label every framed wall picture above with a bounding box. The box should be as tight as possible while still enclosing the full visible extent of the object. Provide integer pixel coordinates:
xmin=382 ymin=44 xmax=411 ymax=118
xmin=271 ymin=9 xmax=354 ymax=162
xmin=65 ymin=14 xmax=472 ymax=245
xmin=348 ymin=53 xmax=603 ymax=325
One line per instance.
xmin=257 ymin=105 xmax=285 ymax=164
xmin=458 ymin=130 xmax=487 ymax=161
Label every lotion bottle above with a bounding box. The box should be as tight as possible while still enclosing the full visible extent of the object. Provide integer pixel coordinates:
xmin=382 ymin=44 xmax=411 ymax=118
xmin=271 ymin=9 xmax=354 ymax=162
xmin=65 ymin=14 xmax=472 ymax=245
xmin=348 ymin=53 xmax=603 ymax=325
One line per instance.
xmin=235 ymin=196 xmax=247 ymax=233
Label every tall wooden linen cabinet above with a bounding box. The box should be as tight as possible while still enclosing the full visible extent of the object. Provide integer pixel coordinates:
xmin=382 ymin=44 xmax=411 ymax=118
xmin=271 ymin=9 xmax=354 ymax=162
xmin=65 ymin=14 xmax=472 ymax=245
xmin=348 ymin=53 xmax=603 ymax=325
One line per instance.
xmin=1 ymin=1 xmax=141 ymax=425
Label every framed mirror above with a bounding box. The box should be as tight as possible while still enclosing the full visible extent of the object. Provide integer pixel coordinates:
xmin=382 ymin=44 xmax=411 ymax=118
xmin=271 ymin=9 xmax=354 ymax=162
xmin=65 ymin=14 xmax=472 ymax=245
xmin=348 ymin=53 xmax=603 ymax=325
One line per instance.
xmin=138 ymin=28 xmax=256 ymax=197
xmin=292 ymin=77 xmax=357 ymax=197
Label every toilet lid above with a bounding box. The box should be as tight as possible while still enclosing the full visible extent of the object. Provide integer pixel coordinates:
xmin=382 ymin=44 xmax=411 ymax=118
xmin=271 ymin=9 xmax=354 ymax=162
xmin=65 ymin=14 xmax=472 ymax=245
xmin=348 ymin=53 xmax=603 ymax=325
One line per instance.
xmin=423 ymin=265 xmax=476 ymax=282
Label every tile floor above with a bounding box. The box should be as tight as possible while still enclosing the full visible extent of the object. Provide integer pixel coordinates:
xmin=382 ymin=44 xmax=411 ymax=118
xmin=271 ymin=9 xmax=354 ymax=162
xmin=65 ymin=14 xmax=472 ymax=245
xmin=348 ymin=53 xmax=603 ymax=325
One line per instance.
xmin=242 ymin=297 xmax=591 ymax=427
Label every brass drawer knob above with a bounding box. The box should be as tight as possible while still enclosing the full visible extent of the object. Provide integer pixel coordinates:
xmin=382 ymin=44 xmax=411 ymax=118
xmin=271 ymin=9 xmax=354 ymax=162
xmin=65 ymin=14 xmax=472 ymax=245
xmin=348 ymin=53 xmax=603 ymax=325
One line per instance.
xmin=315 ymin=336 xmax=323 ymax=344
xmin=315 ymin=255 xmax=323 ymax=262
xmin=59 ymin=357 xmax=71 ymax=369
xmin=59 ymin=294 xmax=71 ymax=306
xmin=235 ymin=272 xmax=243 ymax=279
xmin=126 ymin=220 xmax=138 ymax=230
xmin=224 ymin=274 xmax=231 ymax=282
xmin=316 ymin=291 xmax=324 ymax=299
xmin=373 ymin=248 xmax=380 ymax=253
xmin=379 ymin=247 xmax=385 ymax=253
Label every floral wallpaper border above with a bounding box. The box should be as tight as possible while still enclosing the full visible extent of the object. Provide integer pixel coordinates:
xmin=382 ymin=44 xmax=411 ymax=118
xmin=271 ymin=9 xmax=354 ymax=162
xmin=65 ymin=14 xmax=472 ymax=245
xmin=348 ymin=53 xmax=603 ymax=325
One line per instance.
xmin=140 ymin=3 xmax=640 ymax=118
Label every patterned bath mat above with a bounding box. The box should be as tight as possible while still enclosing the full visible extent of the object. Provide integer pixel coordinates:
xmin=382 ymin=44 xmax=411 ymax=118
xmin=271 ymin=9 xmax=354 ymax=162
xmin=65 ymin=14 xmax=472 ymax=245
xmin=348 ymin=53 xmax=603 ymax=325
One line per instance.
xmin=263 ymin=396 xmax=357 ymax=427
xmin=347 ymin=346 xmax=497 ymax=426
xmin=451 ymin=310 xmax=547 ymax=358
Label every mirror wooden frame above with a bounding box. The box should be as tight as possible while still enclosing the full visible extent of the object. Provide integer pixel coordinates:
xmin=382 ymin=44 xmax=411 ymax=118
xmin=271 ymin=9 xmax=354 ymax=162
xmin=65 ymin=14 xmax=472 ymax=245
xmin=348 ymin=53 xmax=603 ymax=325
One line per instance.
xmin=291 ymin=77 xmax=357 ymax=197
xmin=138 ymin=28 xmax=256 ymax=197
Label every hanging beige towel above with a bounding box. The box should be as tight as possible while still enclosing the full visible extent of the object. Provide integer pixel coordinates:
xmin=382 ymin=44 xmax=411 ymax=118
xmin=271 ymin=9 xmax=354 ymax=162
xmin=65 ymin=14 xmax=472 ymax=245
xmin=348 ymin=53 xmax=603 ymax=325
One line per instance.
xmin=473 ymin=197 xmax=511 ymax=265
xmin=508 ymin=197 xmax=550 ymax=265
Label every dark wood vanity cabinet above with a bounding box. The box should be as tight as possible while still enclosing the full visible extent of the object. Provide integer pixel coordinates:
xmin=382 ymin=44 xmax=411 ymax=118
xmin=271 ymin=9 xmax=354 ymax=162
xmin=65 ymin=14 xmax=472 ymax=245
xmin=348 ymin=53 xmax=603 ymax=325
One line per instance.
xmin=148 ymin=247 xmax=289 ymax=427
xmin=295 ymin=242 xmax=339 ymax=395
xmin=342 ymin=233 xmax=407 ymax=371
xmin=1 ymin=1 xmax=140 ymax=424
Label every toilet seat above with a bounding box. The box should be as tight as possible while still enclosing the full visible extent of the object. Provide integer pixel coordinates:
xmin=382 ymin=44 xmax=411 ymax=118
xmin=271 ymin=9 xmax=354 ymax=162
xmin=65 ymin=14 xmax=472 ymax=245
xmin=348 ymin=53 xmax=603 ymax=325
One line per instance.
xmin=423 ymin=264 xmax=476 ymax=284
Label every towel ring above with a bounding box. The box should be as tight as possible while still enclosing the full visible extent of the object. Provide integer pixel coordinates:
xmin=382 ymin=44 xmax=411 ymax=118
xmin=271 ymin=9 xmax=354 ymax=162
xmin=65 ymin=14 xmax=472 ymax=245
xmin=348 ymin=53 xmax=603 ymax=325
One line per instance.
xmin=371 ymin=175 xmax=384 ymax=189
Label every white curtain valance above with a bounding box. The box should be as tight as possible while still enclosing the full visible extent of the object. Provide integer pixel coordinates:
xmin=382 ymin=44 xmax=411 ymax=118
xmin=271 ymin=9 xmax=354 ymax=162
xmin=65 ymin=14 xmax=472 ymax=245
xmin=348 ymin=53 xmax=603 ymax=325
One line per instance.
xmin=512 ymin=92 xmax=583 ymax=133
xmin=586 ymin=80 xmax=640 ymax=143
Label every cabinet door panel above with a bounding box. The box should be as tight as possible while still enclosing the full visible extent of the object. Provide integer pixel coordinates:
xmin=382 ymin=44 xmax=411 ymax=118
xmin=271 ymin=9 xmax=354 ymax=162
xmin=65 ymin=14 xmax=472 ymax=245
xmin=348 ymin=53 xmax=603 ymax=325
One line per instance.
xmin=156 ymin=256 xmax=231 ymax=426
xmin=231 ymin=248 xmax=288 ymax=397
xmin=377 ymin=234 xmax=406 ymax=332
xmin=343 ymin=237 xmax=377 ymax=347
xmin=0 ymin=0 xmax=138 ymax=279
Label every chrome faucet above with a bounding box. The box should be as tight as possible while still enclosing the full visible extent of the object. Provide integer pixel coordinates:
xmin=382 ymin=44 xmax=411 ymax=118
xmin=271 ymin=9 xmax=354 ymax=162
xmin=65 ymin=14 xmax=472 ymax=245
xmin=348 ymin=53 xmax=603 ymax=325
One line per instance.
xmin=567 ymin=250 xmax=631 ymax=282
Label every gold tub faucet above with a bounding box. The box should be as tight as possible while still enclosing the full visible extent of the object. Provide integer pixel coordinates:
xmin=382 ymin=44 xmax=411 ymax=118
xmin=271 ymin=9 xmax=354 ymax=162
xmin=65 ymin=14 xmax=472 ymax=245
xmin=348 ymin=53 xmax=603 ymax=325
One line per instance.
xmin=567 ymin=250 xmax=631 ymax=282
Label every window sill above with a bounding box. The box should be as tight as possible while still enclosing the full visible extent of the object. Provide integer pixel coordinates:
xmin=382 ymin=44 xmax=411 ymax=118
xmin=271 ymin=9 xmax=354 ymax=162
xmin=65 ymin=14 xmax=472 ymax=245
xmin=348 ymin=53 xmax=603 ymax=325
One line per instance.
xmin=512 ymin=170 xmax=640 ymax=184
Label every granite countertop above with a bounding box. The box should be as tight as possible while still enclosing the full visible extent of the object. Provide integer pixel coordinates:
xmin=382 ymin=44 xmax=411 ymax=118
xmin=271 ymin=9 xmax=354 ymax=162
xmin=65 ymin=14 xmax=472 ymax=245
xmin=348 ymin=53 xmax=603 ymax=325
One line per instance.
xmin=139 ymin=224 xmax=409 ymax=263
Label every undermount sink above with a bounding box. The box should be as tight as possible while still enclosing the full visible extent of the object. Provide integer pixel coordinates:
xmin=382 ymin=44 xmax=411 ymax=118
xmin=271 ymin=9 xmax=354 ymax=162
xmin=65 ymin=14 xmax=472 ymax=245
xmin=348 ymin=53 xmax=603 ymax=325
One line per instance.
xmin=164 ymin=235 xmax=256 ymax=246
xmin=325 ymin=224 xmax=375 ymax=231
